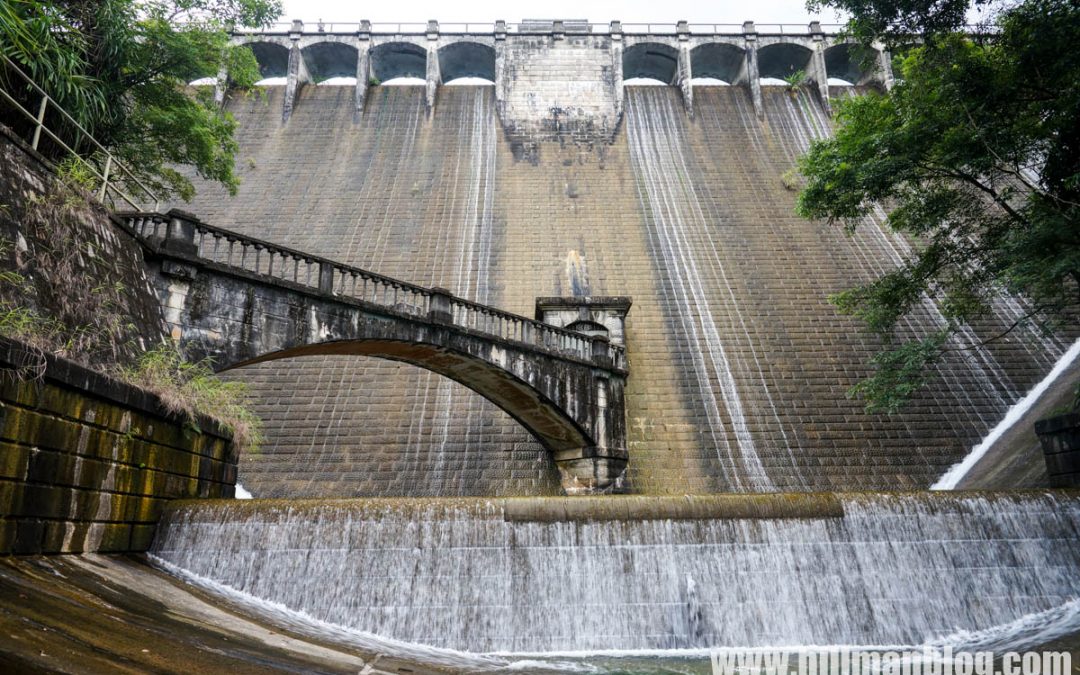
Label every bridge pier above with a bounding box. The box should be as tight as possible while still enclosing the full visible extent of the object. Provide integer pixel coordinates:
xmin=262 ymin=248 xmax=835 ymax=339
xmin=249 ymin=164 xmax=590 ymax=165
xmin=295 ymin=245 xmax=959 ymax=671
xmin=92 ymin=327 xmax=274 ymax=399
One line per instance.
xmin=743 ymin=22 xmax=764 ymax=119
xmin=879 ymin=48 xmax=895 ymax=91
xmin=676 ymin=21 xmax=693 ymax=117
xmin=809 ymin=22 xmax=832 ymax=114
xmin=355 ymin=22 xmax=371 ymax=119
xmin=425 ymin=20 xmax=440 ymax=114
xmin=283 ymin=20 xmax=311 ymax=123
xmin=610 ymin=21 xmax=625 ymax=121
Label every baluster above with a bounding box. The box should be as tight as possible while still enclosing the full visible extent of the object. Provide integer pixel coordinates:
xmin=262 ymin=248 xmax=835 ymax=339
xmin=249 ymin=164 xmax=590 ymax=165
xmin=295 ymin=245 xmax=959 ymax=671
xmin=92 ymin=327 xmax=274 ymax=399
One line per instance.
xmin=350 ymin=271 xmax=358 ymax=296
xmin=361 ymin=275 xmax=368 ymax=301
xmin=266 ymin=248 xmax=273 ymax=277
xmin=292 ymin=256 xmax=299 ymax=282
xmin=304 ymin=258 xmax=313 ymax=286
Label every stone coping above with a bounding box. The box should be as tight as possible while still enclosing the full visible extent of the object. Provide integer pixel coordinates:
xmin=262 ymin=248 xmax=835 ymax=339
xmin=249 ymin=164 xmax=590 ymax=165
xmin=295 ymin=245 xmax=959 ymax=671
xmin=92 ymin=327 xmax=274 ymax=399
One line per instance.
xmin=0 ymin=337 xmax=230 ymax=442
xmin=161 ymin=489 xmax=1080 ymax=523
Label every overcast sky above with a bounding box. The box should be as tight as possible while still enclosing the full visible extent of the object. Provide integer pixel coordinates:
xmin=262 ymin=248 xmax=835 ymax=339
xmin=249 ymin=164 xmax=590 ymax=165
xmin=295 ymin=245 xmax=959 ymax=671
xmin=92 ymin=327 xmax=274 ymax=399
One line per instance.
xmin=276 ymin=0 xmax=847 ymax=26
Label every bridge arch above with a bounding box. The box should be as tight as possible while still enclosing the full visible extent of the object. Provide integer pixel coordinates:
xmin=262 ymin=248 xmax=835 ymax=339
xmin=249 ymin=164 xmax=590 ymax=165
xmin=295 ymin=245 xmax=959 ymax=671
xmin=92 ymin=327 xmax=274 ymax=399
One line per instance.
xmin=370 ymin=42 xmax=427 ymax=84
xmin=301 ymin=42 xmax=359 ymax=83
xmin=438 ymin=42 xmax=496 ymax=84
xmin=129 ymin=209 xmax=630 ymax=494
xmin=248 ymin=41 xmax=291 ymax=80
xmin=623 ymin=43 xmax=680 ymax=85
xmin=758 ymin=43 xmax=813 ymax=82
xmin=825 ymin=43 xmax=880 ymax=85
xmin=690 ymin=43 xmax=744 ymax=84
xmin=220 ymin=338 xmax=594 ymax=454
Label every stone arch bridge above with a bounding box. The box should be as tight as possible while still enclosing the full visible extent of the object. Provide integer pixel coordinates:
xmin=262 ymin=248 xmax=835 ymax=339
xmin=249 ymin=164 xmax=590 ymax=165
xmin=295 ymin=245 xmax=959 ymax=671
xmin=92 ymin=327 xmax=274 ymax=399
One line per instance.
xmin=119 ymin=210 xmax=630 ymax=495
xmin=214 ymin=19 xmax=893 ymax=140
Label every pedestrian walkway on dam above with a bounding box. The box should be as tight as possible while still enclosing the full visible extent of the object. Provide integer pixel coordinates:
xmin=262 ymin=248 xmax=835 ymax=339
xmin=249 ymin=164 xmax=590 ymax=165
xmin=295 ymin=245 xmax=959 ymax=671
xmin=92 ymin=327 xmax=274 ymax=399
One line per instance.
xmin=121 ymin=209 xmax=632 ymax=495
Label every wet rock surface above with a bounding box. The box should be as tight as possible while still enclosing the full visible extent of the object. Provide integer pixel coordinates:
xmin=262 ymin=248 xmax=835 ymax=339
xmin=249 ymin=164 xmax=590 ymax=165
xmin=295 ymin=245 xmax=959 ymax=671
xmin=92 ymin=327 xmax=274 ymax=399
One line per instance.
xmin=0 ymin=554 xmax=449 ymax=674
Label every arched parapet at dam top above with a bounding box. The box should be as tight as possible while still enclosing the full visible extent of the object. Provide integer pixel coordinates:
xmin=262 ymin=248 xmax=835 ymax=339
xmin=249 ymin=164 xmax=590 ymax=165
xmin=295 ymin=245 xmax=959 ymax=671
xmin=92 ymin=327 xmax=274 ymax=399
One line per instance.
xmin=369 ymin=41 xmax=427 ymax=82
xmin=622 ymin=43 xmax=680 ymax=84
xmin=438 ymin=42 xmax=497 ymax=84
xmin=246 ymin=40 xmax=290 ymax=80
xmin=227 ymin=20 xmax=892 ymax=133
xmin=299 ymin=41 xmax=358 ymax=82
xmin=689 ymin=43 xmax=747 ymax=85
xmin=757 ymin=42 xmax=816 ymax=81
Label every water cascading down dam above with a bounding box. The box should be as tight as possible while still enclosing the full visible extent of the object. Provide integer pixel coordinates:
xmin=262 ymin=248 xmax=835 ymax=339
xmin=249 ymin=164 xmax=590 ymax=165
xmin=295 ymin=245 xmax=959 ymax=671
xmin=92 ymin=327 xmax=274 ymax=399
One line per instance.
xmin=149 ymin=19 xmax=1080 ymax=665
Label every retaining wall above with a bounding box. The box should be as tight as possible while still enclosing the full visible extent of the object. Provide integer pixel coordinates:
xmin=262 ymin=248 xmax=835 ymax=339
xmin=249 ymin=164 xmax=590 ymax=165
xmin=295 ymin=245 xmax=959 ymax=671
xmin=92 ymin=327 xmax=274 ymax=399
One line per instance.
xmin=0 ymin=339 xmax=236 ymax=554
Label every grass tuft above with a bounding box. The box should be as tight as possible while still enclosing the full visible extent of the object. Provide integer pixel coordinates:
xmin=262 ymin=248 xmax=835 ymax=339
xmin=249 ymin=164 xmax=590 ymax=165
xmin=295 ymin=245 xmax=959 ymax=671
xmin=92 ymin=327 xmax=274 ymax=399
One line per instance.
xmin=116 ymin=344 xmax=263 ymax=454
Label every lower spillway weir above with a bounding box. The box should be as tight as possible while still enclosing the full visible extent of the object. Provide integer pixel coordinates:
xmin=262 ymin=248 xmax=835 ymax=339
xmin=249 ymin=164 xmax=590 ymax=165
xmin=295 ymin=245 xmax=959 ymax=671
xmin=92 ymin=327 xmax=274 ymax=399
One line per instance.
xmin=150 ymin=492 xmax=1080 ymax=656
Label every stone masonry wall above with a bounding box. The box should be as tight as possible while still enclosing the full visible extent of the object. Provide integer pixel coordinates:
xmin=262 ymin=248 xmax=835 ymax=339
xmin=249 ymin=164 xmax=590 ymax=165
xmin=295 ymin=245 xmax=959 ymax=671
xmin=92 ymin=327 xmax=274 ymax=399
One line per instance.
xmin=0 ymin=127 xmax=165 ymax=363
xmin=498 ymin=34 xmax=619 ymax=157
xmin=0 ymin=339 xmax=237 ymax=554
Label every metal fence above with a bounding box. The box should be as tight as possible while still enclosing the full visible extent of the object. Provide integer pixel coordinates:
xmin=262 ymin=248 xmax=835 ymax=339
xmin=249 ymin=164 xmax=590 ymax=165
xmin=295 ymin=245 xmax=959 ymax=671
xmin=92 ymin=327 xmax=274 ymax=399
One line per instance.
xmin=0 ymin=52 xmax=161 ymax=211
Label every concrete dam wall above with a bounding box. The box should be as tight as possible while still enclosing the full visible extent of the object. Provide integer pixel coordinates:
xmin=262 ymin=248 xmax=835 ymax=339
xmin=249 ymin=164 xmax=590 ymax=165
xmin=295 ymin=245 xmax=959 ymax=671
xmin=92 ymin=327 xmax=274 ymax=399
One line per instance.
xmin=181 ymin=72 xmax=1066 ymax=496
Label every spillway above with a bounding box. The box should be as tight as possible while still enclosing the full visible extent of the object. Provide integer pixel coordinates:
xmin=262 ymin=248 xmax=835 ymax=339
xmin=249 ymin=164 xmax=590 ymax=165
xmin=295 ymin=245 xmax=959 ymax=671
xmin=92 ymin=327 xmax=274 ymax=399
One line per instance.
xmin=152 ymin=492 xmax=1080 ymax=654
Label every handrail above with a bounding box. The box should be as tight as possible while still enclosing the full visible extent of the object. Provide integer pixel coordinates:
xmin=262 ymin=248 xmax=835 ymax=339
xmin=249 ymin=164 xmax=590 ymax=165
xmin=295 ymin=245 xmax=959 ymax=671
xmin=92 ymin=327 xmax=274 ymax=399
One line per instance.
xmin=228 ymin=21 xmax=859 ymax=36
xmin=229 ymin=19 xmax=994 ymax=37
xmin=0 ymin=52 xmax=161 ymax=211
xmin=119 ymin=211 xmax=628 ymax=370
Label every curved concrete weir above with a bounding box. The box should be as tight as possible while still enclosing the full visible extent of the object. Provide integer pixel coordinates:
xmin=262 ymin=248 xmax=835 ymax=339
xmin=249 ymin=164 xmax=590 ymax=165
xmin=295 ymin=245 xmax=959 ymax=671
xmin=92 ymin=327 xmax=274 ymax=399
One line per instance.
xmin=152 ymin=491 xmax=1080 ymax=653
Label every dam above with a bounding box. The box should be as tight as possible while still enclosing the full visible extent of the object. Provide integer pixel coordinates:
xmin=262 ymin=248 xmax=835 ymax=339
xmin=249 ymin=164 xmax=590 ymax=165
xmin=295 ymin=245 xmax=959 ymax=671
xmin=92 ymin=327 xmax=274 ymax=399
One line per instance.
xmin=177 ymin=20 xmax=1068 ymax=498
xmin=1 ymin=17 xmax=1078 ymax=671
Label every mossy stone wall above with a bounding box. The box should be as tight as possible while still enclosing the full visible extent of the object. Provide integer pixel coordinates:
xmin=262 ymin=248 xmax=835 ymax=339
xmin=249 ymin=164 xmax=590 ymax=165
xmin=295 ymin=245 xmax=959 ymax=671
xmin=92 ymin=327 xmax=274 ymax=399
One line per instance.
xmin=0 ymin=339 xmax=236 ymax=554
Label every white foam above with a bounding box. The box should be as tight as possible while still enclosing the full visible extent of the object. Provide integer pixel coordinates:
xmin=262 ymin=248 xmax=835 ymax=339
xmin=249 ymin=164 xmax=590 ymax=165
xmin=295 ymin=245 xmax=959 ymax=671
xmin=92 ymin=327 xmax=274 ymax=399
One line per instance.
xmin=147 ymin=554 xmax=509 ymax=671
xmin=933 ymin=338 xmax=1080 ymax=490
xmin=234 ymin=483 xmax=253 ymax=499
xmin=379 ymin=77 xmax=426 ymax=86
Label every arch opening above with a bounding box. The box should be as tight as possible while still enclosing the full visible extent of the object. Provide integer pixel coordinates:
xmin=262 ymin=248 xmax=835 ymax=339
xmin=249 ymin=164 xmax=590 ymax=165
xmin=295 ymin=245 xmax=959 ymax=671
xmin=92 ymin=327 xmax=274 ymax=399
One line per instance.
xmin=302 ymin=42 xmax=359 ymax=83
xmin=566 ymin=320 xmax=609 ymax=339
xmin=218 ymin=338 xmax=593 ymax=454
xmin=623 ymin=43 xmax=679 ymax=85
xmin=438 ymin=42 xmax=496 ymax=84
xmin=691 ymin=43 xmax=744 ymax=85
xmin=248 ymin=42 xmax=290 ymax=81
xmin=758 ymin=43 xmax=813 ymax=84
xmin=825 ymin=43 xmax=879 ymax=86
xmin=370 ymin=42 xmax=428 ymax=84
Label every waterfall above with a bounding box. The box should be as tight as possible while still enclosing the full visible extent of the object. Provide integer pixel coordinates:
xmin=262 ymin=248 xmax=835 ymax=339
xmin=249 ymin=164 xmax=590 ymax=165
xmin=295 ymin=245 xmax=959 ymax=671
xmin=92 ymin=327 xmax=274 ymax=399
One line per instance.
xmin=625 ymin=87 xmax=781 ymax=491
xmin=152 ymin=492 xmax=1080 ymax=654
xmin=425 ymin=86 xmax=499 ymax=495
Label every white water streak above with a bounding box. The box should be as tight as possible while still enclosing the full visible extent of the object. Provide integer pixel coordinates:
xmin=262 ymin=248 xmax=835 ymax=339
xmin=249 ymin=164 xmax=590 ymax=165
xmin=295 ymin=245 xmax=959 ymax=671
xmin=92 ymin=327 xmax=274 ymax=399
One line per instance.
xmin=934 ymin=338 xmax=1080 ymax=489
xmin=625 ymin=88 xmax=771 ymax=490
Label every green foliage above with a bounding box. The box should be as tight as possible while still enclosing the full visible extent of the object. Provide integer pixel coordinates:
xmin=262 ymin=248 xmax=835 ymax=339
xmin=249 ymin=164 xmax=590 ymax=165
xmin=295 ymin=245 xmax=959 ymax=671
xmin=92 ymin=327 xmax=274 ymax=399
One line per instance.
xmin=797 ymin=0 xmax=1080 ymax=411
xmin=0 ymin=0 xmax=282 ymax=202
xmin=118 ymin=344 xmax=263 ymax=453
xmin=56 ymin=156 xmax=99 ymax=193
xmin=781 ymin=167 xmax=803 ymax=191
xmin=368 ymin=76 xmax=381 ymax=86
xmin=783 ymin=69 xmax=808 ymax=90
xmin=849 ymin=331 xmax=948 ymax=413
xmin=806 ymin=0 xmax=995 ymax=47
